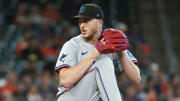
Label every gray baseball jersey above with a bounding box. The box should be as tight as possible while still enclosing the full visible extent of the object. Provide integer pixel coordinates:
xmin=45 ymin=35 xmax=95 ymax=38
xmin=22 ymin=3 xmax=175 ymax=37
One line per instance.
xmin=55 ymin=34 xmax=137 ymax=101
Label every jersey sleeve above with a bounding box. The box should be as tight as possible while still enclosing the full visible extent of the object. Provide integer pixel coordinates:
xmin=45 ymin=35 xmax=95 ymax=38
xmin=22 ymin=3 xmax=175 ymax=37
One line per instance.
xmin=55 ymin=41 xmax=77 ymax=73
xmin=124 ymin=50 xmax=137 ymax=64
xmin=113 ymin=50 xmax=137 ymax=72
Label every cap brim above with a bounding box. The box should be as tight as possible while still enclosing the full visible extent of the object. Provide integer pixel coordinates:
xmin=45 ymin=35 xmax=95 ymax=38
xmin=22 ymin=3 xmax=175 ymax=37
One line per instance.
xmin=73 ymin=15 xmax=94 ymax=19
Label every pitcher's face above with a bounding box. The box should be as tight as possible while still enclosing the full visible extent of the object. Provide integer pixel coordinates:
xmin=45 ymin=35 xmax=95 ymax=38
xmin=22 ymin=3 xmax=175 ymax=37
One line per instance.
xmin=79 ymin=18 xmax=102 ymax=40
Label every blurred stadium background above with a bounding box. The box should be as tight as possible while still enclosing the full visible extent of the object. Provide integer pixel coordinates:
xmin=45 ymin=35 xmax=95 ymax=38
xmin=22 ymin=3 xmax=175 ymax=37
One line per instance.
xmin=0 ymin=0 xmax=179 ymax=101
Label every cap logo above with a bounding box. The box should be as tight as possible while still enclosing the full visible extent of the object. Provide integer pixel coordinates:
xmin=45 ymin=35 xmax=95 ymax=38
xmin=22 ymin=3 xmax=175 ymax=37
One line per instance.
xmin=97 ymin=13 xmax=100 ymax=18
xmin=79 ymin=6 xmax=86 ymax=14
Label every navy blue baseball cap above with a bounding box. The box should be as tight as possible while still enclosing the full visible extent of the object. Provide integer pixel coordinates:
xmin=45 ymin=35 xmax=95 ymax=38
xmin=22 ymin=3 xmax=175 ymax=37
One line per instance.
xmin=73 ymin=4 xmax=104 ymax=19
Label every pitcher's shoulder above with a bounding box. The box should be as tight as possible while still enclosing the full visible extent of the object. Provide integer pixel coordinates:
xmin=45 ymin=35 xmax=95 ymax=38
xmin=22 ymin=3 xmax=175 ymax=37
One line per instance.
xmin=64 ymin=35 xmax=81 ymax=47
xmin=70 ymin=34 xmax=83 ymax=42
xmin=68 ymin=35 xmax=83 ymax=46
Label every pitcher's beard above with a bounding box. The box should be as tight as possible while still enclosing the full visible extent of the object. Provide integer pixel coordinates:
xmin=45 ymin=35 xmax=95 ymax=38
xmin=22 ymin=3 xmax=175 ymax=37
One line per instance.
xmin=83 ymin=34 xmax=93 ymax=41
xmin=82 ymin=31 xmax=98 ymax=42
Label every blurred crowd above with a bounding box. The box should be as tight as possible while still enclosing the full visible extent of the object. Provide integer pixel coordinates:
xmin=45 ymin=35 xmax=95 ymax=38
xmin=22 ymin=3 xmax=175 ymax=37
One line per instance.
xmin=0 ymin=0 xmax=179 ymax=101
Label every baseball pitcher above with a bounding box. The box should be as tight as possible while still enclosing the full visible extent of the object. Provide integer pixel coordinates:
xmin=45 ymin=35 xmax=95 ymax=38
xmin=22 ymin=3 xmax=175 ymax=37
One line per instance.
xmin=55 ymin=3 xmax=141 ymax=101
